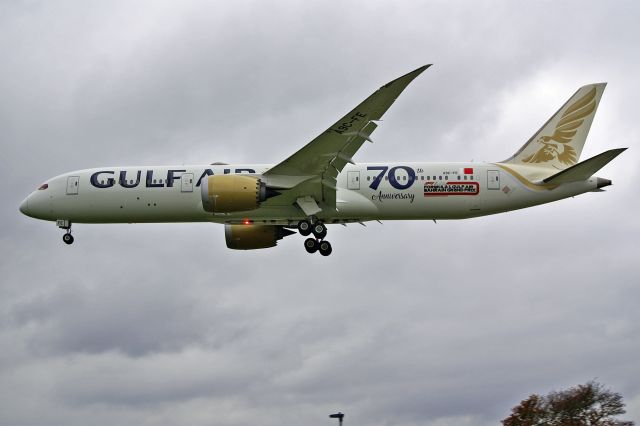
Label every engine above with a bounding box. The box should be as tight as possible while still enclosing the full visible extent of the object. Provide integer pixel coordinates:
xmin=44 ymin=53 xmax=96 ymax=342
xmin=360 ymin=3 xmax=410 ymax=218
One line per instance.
xmin=225 ymin=224 xmax=295 ymax=250
xmin=201 ymin=175 xmax=267 ymax=213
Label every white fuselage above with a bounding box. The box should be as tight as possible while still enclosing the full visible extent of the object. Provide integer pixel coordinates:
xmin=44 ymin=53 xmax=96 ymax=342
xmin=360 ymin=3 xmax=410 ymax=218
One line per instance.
xmin=19 ymin=162 xmax=599 ymax=225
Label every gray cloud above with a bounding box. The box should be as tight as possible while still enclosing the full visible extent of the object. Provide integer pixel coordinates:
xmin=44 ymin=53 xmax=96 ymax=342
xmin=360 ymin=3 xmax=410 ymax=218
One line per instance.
xmin=1 ymin=1 xmax=639 ymax=426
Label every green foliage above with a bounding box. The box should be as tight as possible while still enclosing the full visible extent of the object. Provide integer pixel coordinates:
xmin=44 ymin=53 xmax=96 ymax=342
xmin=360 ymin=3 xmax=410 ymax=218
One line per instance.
xmin=502 ymin=381 xmax=634 ymax=426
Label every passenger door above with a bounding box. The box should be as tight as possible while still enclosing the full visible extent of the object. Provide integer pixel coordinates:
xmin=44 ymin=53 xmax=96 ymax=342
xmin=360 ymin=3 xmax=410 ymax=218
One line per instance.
xmin=181 ymin=173 xmax=194 ymax=192
xmin=487 ymin=170 xmax=500 ymax=190
xmin=66 ymin=176 xmax=79 ymax=195
xmin=347 ymin=171 xmax=360 ymax=190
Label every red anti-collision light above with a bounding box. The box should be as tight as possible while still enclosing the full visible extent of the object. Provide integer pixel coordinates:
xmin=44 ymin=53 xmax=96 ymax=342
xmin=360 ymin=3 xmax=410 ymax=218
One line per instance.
xmin=38 ymin=183 xmax=49 ymax=190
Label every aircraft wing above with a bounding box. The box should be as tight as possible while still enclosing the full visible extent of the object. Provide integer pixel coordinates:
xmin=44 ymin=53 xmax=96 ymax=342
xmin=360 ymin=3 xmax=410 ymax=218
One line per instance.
xmin=262 ymin=65 xmax=431 ymax=212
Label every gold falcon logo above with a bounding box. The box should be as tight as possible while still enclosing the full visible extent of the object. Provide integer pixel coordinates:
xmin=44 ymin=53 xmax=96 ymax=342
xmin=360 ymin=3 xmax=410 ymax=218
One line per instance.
xmin=523 ymin=87 xmax=597 ymax=166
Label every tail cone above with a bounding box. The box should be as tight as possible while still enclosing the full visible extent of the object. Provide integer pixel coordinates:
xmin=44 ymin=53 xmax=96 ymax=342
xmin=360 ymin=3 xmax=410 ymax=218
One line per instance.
xmin=597 ymin=177 xmax=612 ymax=188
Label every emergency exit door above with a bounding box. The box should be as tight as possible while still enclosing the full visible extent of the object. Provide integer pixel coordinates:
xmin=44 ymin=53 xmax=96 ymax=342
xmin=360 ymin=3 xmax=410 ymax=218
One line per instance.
xmin=66 ymin=176 xmax=79 ymax=195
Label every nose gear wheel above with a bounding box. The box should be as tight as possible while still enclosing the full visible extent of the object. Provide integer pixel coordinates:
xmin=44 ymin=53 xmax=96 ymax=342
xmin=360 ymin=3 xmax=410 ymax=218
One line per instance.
xmin=62 ymin=230 xmax=74 ymax=245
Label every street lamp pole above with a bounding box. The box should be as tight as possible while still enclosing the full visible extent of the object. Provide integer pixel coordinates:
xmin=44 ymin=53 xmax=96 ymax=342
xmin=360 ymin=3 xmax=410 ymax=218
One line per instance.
xmin=329 ymin=412 xmax=344 ymax=426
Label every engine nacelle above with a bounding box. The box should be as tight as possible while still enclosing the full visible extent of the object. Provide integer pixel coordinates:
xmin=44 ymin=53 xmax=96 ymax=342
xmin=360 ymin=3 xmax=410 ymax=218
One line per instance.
xmin=225 ymin=224 xmax=295 ymax=250
xmin=201 ymin=175 xmax=266 ymax=213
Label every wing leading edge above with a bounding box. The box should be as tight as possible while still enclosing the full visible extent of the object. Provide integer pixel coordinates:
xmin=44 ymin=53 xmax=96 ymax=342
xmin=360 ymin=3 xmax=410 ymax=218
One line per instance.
xmin=263 ymin=64 xmax=432 ymax=212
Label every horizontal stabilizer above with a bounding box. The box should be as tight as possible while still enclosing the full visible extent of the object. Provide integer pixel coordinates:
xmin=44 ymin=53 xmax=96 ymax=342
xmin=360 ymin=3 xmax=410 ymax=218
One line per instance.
xmin=542 ymin=148 xmax=627 ymax=184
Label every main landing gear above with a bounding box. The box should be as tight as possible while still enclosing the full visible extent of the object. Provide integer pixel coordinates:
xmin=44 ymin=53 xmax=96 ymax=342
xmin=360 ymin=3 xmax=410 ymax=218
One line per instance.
xmin=298 ymin=220 xmax=332 ymax=256
xmin=57 ymin=220 xmax=74 ymax=245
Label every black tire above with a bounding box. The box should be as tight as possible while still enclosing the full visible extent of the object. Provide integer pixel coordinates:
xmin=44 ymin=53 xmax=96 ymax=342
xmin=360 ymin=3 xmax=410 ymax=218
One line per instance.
xmin=298 ymin=220 xmax=312 ymax=236
xmin=63 ymin=233 xmax=74 ymax=245
xmin=319 ymin=240 xmax=332 ymax=256
xmin=304 ymin=238 xmax=318 ymax=253
xmin=312 ymin=222 xmax=327 ymax=239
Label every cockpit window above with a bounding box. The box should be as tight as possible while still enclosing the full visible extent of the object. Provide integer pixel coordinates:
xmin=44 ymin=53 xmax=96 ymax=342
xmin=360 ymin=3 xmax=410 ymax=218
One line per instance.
xmin=38 ymin=183 xmax=48 ymax=190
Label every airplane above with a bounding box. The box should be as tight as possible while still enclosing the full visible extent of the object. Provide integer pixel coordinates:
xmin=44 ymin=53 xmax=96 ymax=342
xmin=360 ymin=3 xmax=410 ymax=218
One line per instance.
xmin=19 ymin=65 xmax=626 ymax=256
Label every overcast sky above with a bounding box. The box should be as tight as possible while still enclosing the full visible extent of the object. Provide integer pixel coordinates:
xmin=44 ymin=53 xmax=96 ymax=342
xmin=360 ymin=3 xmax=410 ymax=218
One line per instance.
xmin=2 ymin=1 xmax=639 ymax=425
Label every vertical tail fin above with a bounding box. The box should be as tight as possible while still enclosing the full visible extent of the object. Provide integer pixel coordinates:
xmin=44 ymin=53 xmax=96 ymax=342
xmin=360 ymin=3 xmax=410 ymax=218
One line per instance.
xmin=502 ymin=83 xmax=606 ymax=170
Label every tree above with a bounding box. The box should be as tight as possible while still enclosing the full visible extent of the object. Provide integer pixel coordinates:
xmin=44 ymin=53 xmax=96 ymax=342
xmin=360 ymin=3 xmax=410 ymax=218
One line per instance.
xmin=502 ymin=380 xmax=634 ymax=426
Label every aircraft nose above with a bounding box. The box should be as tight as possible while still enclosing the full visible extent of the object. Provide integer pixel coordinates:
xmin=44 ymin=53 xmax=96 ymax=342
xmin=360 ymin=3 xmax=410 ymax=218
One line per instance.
xmin=19 ymin=197 xmax=30 ymax=216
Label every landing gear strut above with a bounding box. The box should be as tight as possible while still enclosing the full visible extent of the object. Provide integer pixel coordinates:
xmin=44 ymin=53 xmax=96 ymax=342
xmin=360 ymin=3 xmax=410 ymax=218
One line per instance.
xmin=57 ymin=220 xmax=74 ymax=245
xmin=300 ymin=220 xmax=331 ymax=256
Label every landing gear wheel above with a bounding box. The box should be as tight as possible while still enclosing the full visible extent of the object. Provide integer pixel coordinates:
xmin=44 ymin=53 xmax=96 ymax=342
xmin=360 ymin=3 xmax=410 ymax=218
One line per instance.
xmin=62 ymin=233 xmax=74 ymax=245
xmin=298 ymin=220 xmax=312 ymax=236
xmin=312 ymin=222 xmax=327 ymax=239
xmin=304 ymin=238 xmax=318 ymax=253
xmin=318 ymin=240 xmax=332 ymax=256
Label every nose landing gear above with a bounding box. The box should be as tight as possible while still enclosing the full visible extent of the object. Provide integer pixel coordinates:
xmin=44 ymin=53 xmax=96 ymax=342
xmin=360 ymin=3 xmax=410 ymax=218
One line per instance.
xmin=299 ymin=220 xmax=331 ymax=256
xmin=57 ymin=220 xmax=74 ymax=245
